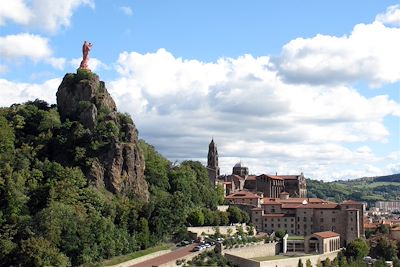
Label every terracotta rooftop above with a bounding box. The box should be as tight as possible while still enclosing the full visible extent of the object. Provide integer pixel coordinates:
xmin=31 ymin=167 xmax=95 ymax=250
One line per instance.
xmin=245 ymin=175 xmax=257 ymax=181
xmin=277 ymin=175 xmax=301 ymax=180
xmin=226 ymin=191 xmax=260 ymax=199
xmin=364 ymin=223 xmax=379 ymax=229
xmin=313 ymin=231 xmax=340 ymax=239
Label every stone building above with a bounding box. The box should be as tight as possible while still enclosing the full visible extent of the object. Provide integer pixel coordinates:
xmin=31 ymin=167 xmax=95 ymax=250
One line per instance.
xmin=251 ymin=193 xmax=364 ymax=247
xmin=206 ymin=139 xmax=307 ymax=198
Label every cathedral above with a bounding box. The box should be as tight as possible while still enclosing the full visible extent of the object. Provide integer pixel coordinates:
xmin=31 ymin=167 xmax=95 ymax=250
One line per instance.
xmin=206 ymin=139 xmax=307 ymax=198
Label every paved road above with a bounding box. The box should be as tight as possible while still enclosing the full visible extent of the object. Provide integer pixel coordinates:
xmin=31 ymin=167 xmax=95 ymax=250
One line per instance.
xmin=129 ymin=244 xmax=197 ymax=267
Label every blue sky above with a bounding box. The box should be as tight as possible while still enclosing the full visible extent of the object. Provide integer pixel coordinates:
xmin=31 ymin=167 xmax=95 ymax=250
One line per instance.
xmin=1 ymin=0 xmax=399 ymax=180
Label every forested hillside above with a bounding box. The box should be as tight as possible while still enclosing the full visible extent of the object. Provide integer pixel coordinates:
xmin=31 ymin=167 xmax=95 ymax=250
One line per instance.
xmin=307 ymin=174 xmax=400 ymax=204
xmin=0 ymin=75 xmax=226 ymax=266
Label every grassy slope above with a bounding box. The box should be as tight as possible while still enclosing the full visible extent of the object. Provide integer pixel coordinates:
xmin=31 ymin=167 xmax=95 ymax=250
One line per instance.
xmin=307 ymin=173 xmax=400 ymax=204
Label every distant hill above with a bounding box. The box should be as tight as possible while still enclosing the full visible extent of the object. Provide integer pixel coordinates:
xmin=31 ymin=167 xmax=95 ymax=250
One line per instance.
xmin=307 ymin=173 xmax=400 ymax=205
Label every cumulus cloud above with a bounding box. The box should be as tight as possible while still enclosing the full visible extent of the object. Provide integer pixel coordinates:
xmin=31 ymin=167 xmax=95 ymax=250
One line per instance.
xmin=0 ymin=78 xmax=60 ymax=107
xmin=106 ymin=49 xmax=400 ymax=180
xmin=0 ymin=33 xmax=52 ymax=61
xmin=0 ymin=0 xmax=94 ymax=33
xmin=376 ymin=4 xmax=400 ymax=26
xmin=0 ymin=33 xmax=66 ymax=70
xmin=0 ymin=0 xmax=32 ymax=26
xmin=120 ymin=6 xmax=133 ymax=16
xmin=276 ymin=21 xmax=400 ymax=86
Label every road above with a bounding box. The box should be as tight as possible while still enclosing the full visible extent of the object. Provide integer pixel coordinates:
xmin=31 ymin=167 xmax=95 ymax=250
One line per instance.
xmin=129 ymin=243 xmax=197 ymax=267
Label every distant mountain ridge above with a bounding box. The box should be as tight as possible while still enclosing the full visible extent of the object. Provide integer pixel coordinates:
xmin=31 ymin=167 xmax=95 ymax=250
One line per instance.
xmin=307 ymin=173 xmax=400 ymax=204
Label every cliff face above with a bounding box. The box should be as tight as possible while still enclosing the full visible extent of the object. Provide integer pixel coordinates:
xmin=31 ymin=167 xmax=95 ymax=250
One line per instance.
xmin=56 ymin=70 xmax=149 ymax=202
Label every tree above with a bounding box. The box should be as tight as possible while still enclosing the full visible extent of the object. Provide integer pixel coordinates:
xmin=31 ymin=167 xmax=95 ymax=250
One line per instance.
xmin=247 ymin=225 xmax=255 ymax=236
xmin=377 ymin=224 xmax=390 ymax=235
xmin=323 ymin=257 xmax=331 ymax=267
xmin=227 ymin=206 xmax=242 ymax=223
xmin=370 ymin=236 xmax=398 ymax=261
xmin=275 ymin=229 xmax=286 ymax=239
xmin=137 ymin=218 xmax=150 ymax=249
xmin=298 ymin=259 xmax=304 ymax=267
xmin=345 ymin=238 xmax=369 ymax=260
xmin=306 ymin=259 xmax=312 ymax=267
xmin=187 ymin=209 xmax=205 ymax=226
xmin=20 ymin=237 xmax=70 ymax=267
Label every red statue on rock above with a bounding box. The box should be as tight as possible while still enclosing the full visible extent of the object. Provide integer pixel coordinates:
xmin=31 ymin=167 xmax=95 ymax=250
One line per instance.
xmin=79 ymin=41 xmax=93 ymax=70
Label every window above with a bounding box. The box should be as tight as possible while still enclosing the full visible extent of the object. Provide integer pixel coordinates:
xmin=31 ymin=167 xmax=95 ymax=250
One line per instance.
xmin=265 ymin=224 xmax=267 ymax=227
xmin=303 ymin=217 xmax=306 ymax=222
xmin=320 ymin=218 xmax=324 ymax=222
xmin=351 ymin=227 xmax=353 ymax=231
xmin=278 ymin=224 xmax=281 ymax=227
xmin=284 ymin=218 xmax=287 ymax=222
xmin=350 ymin=218 xmax=353 ymax=222
xmin=278 ymin=218 xmax=280 ymax=222
xmin=255 ymin=219 xmax=258 ymax=222
xmin=285 ymin=224 xmax=287 ymax=227
xmin=271 ymin=224 xmax=274 ymax=227
xmin=291 ymin=224 xmax=294 ymax=228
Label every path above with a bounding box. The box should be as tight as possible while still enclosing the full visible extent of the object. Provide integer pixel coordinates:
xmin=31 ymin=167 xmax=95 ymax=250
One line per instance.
xmin=129 ymin=244 xmax=197 ymax=267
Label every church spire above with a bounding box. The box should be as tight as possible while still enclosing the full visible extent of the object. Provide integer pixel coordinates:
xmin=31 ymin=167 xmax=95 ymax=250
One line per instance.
xmin=207 ymin=138 xmax=220 ymax=185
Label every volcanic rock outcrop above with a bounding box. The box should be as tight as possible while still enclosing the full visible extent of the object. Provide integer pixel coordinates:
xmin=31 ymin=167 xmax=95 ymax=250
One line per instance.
xmin=56 ymin=70 xmax=149 ymax=202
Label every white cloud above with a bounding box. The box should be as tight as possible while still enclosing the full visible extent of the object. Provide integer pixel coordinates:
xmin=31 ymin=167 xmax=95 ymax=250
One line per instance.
xmin=376 ymin=4 xmax=400 ymax=26
xmin=69 ymin=57 xmax=108 ymax=72
xmin=107 ymin=49 xmax=400 ymax=180
xmin=0 ymin=78 xmax=60 ymax=107
xmin=0 ymin=33 xmax=52 ymax=61
xmin=0 ymin=33 xmax=66 ymax=70
xmin=0 ymin=0 xmax=32 ymax=26
xmin=0 ymin=0 xmax=94 ymax=33
xmin=120 ymin=6 xmax=133 ymax=16
xmin=276 ymin=21 xmax=400 ymax=86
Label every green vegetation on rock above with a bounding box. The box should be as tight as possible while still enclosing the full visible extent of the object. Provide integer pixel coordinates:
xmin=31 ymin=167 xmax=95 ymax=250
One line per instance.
xmin=0 ymin=97 xmax=224 ymax=266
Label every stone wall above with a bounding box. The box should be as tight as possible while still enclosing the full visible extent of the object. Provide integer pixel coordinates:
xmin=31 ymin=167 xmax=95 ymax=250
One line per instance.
xmin=224 ymin=242 xmax=279 ymax=258
xmin=187 ymin=224 xmax=247 ymax=238
xmin=226 ymin=251 xmax=339 ymax=267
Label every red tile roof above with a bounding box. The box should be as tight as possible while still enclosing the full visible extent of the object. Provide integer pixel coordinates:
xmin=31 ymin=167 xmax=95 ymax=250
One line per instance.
xmin=246 ymin=175 xmax=257 ymax=181
xmin=313 ymin=231 xmax=340 ymax=239
xmin=364 ymin=223 xmax=379 ymax=229
xmin=225 ymin=191 xmax=260 ymax=199
xmin=277 ymin=175 xmax=301 ymax=180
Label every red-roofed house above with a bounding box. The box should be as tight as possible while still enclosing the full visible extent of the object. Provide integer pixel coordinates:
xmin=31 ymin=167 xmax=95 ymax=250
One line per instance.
xmin=225 ymin=191 xmax=262 ymax=207
xmin=251 ymin=192 xmax=364 ymax=247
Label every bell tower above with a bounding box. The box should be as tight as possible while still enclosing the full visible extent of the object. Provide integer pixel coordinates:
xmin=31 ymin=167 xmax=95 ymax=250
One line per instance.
xmin=207 ymin=139 xmax=220 ymax=185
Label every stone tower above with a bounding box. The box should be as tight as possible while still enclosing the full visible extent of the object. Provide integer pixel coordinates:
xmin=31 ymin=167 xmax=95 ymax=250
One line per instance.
xmin=207 ymin=139 xmax=220 ymax=185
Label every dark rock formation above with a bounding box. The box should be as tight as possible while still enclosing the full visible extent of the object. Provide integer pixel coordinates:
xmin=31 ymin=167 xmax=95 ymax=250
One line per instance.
xmin=56 ymin=70 xmax=149 ymax=202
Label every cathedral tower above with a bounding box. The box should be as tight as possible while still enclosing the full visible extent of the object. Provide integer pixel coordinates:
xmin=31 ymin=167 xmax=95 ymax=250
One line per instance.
xmin=207 ymin=139 xmax=220 ymax=185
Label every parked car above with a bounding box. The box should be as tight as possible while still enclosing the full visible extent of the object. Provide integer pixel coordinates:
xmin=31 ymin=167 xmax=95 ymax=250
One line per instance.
xmin=177 ymin=240 xmax=190 ymax=247
xmin=192 ymin=246 xmax=204 ymax=252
